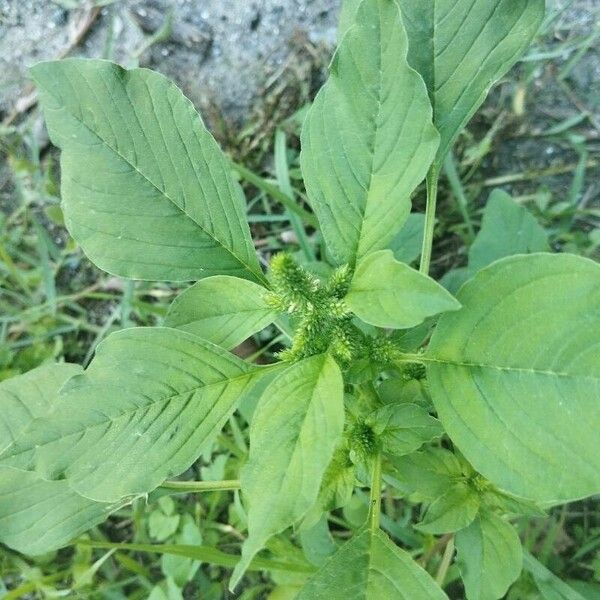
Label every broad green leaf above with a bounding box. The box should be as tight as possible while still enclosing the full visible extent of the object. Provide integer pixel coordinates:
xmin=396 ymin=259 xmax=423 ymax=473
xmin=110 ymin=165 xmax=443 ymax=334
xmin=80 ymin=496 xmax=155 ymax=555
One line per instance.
xmin=164 ymin=276 xmax=277 ymax=349
xmin=0 ymin=364 xmax=121 ymax=556
xmin=469 ymin=190 xmax=549 ymax=271
xmin=231 ymin=354 xmax=344 ymax=588
xmin=456 ymin=512 xmax=523 ymax=600
xmin=0 ymin=362 xmax=81 ymax=459
xmin=390 ymin=447 xmax=463 ymax=501
xmin=296 ymin=528 xmax=448 ymax=599
xmin=301 ymin=0 xmax=439 ymax=264
xmin=346 ymin=250 xmax=460 ymax=328
xmin=366 ymin=403 xmax=443 ymax=456
xmin=441 ymin=190 xmax=549 ymax=294
xmin=31 ymin=59 xmax=262 ymax=282
xmin=398 ymin=0 xmax=545 ymax=165
xmin=6 ymin=328 xmax=265 ymax=502
xmin=389 ymin=212 xmax=425 ymax=265
xmin=523 ymin=551 xmax=588 ymax=600
xmin=416 ymin=482 xmax=480 ymax=534
xmin=426 ymin=253 xmax=600 ymax=502
xmin=0 ymin=466 xmax=122 ymax=555
xmin=337 ymin=0 xmax=362 ymax=40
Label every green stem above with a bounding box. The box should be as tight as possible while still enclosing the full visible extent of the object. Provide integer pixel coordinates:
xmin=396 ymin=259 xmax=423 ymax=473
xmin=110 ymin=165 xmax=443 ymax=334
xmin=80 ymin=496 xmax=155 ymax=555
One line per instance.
xmin=435 ymin=536 xmax=455 ymax=587
xmin=419 ymin=168 xmax=440 ymax=275
xmin=160 ymin=479 xmax=241 ymax=493
xmin=368 ymin=452 xmax=383 ymax=532
xmin=76 ymin=540 xmax=315 ymax=574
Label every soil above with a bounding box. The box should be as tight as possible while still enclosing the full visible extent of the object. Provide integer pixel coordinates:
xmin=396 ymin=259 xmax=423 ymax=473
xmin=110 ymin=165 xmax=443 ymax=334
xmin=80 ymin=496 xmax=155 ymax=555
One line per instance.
xmin=0 ymin=0 xmax=339 ymax=126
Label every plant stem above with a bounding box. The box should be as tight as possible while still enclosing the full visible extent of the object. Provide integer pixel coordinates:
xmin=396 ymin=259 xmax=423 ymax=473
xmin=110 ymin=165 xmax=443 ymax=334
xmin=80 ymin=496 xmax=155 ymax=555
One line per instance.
xmin=419 ymin=168 xmax=440 ymax=275
xmin=435 ymin=536 xmax=455 ymax=587
xmin=160 ymin=479 xmax=241 ymax=493
xmin=368 ymin=452 xmax=383 ymax=532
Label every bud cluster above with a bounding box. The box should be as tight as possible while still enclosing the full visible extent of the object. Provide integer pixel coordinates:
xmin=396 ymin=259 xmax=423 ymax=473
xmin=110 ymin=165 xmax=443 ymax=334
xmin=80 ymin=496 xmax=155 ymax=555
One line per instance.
xmin=266 ymin=254 xmax=358 ymax=362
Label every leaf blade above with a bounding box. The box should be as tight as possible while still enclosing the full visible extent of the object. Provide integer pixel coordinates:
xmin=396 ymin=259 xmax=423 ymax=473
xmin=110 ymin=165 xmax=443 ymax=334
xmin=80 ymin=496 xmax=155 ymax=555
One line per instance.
xmin=456 ymin=513 xmax=523 ymax=600
xmin=296 ymin=528 xmax=448 ymax=599
xmin=6 ymin=328 xmax=266 ymax=502
xmin=346 ymin=250 xmax=460 ymax=329
xmin=427 ymin=253 xmax=600 ymax=502
xmin=231 ymin=354 xmax=345 ymax=588
xmin=398 ymin=0 xmax=545 ymax=165
xmin=31 ymin=58 xmax=262 ymax=282
xmin=301 ymin=0 xmax=439 ymax=264
xmin=164 ymin=276 xmax=277 ymax=349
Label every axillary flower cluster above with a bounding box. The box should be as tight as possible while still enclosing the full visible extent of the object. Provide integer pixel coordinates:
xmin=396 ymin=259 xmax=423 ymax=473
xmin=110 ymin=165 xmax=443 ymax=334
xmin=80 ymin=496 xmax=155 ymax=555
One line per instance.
xmin=264 ymin=253 xmax=402 ymax=367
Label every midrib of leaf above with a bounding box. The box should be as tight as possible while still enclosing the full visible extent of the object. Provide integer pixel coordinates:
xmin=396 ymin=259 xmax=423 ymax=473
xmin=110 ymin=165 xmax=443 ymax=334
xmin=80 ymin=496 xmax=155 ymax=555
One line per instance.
xmin=48 ymin=76 xmax=263 ymax=282
xmin=7 ymin=369 xmax=258 ymax=463
xmin=421 ymin=356 xmax=599 ymax=382
xmin=353 ymin=6 xmax=385 ymax=263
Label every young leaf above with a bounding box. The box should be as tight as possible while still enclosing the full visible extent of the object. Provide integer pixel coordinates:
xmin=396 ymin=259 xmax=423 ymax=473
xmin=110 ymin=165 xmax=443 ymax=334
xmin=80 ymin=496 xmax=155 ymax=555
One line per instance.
xmin=302 ymin=445 xmax=356 ymax=530
xmin=366 ymin=403 xmax=443 ymax=456
xmin=6 ymin=328 xmax=266 ymax=502
xmin=301 ymin=0 xmax=439 ymax=264
xmin=31 ymin=59 xmax=262 ymax=282
xmin=416 ymin=482 xmax=480 ymax=534
xmin=0 ymin=466 xmax=122 ymax=556
xmin=456 ymin=512 xmax=523 ymax=600
xmin=296 ymin=528 xmax=448 ymax=599
xmin=231 ymin=354 xmax=344 ymax=589
xmin=164 ymin=276 xmax=277 ymax=349
xmin=427 ymin=253 xmax=600 ymax=503
xmin=398 ymin=0 xmax=545 ymax=165
xmin=390 ymin=447 xmax=463 ymax=501
xmin=468 ymin=190 xmax=549 ymax=271
xmin=346 ymin=250 xmax=460 ymax=328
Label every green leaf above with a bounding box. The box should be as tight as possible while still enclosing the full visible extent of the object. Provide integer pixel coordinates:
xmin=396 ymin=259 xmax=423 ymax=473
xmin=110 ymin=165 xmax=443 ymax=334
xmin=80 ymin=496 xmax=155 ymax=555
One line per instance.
xmin=398 ymin=0 xmax=545 ymax=165
xmin=456 ymin=512 xmax=523 ymax=600
xmin=31 ymin=59 xmax=262 ymax=282
xmin=164 ymin=276 xmax=277 ymax=349
xmin=6 ymin=328 xmax=265 ymax=502
xmin=523 ymin=551 xmax=588 ymax=600
xmin=301 ymin=0 xmax=439 ymax=264
xmin=366 ymin=403 xmax=443 ymax=456
xmin=416 ymin=482 xmax=480 ymax=534
xmin=346 ymin=250 xmax=460 ymax=328
xmin=0 ymin=362 xmax=81 ymax=461
xmin=389 ymin=212 xmax=425 ymax=265
xmin=0 ymin=364 xmax=121 ymax=556
xmin=296 ymin=528 xmax=448 ymax=599
xmin=426 ymin=253 xmax=600 ymax=502
xmin=231 ymin=354 xmax=344 ymax=589
xmin=469 ymin=190 xmax=549 ymax=271
xmin=0 ymin=466 xmax=122 ymax=555
xmin=390 ymin=447 xmax=463 ymax=501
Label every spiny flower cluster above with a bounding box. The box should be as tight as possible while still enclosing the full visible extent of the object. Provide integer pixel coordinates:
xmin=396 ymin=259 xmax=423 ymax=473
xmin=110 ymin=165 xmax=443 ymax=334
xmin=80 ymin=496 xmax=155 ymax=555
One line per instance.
xmin=265 ymin=254 xmax=358 ymax=362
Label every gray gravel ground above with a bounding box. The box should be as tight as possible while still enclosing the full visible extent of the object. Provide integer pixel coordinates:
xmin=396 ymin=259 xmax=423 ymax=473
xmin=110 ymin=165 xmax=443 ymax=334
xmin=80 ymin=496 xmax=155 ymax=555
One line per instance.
xmin=0 ymin=0 xmax=340 ymax=126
